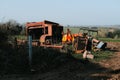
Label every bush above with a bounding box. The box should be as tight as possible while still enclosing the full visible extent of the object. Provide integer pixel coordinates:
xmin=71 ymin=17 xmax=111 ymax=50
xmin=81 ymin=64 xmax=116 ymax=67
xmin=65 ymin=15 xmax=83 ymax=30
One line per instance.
xmin=0 ymin=20 xmax=23 ymax=48
xmin=113 ymin=29 xmax=120 ymax=38
xmin=0 ymin=44 xmax=69 ymax=74
xmin=106 ymin=29 xmax=120 ymax=38
xmin=0 ymin=47 xmax=29 ymax=74
xmin=0 ymin=29 xmax=9 ymax=49
xmin=107 ymin=32 xmax=114 ymax=38
xmin=0 ymin=20 xmax=22 ymax=35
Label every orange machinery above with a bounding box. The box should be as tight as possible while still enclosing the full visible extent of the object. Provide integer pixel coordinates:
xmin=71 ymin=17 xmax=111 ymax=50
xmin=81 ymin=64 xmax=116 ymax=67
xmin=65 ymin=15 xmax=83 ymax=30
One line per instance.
xmin=25 ymin=20 xmax=106 ymax=53
xmin=26 ymin=20 xmax=63 ymax=46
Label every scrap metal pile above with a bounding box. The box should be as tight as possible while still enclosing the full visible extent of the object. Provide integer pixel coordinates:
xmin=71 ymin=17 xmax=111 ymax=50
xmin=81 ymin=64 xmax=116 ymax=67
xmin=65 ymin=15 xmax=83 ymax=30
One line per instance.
xmin=18 ymin=20 xmax=107 ymax=59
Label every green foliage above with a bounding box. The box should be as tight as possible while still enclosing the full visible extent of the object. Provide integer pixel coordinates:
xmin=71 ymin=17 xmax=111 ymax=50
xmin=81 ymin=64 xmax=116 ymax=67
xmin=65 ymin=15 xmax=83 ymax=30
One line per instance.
xmin=113 ymin=29 xmax=120 ymax=38
xmin=71 ymin=53 xmax=83 ymax=59
xmin=14 ymin=35 xmax=27 ymax=40
xmin=0 ymin=20 xmax=22 ymax=35
xmin=107 ymin=32 xmax=114 ymax=38
xmin=0 ymin=20 xmax=23 ymax=49
xmin=0 ymin=47 xmax=29 ymax=74
xmin=0 ymin=29 xmax=9 ymax=49
xmin=106 ymin=29 xmax=120 ymax=38
xmin=20 ymin=26 xmax=26 ymax=35
xmin=0 ymin=45 xmax=69 ymax=74
xmin=64 ymin=27 xmax=120 ymax=39
xmin=32 ymin=47 xmax=68 ymax=71
xmin=0 ymin=29 xmax=8 ymax=42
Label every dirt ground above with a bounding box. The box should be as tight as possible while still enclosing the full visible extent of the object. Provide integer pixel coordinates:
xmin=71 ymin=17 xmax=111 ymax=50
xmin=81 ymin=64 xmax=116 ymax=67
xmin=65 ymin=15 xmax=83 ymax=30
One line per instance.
xmin=0 ymin=42 xmax=120 ymax=80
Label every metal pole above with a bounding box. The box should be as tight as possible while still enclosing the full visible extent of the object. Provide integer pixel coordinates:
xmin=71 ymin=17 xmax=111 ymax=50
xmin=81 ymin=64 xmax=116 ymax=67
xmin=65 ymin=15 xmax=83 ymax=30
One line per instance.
xmin=28 ymin=35 xmax=32 ymax=68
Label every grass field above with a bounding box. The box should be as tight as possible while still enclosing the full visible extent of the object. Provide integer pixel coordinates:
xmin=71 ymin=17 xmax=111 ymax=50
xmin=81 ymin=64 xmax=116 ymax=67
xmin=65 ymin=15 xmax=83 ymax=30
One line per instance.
xmin=14 ymin=35 xmax=27 ymax=40
xmin=99 ymin=38 xmax=120 ymax=42
xmin=71 ymin=50 xmax=113 ymax=62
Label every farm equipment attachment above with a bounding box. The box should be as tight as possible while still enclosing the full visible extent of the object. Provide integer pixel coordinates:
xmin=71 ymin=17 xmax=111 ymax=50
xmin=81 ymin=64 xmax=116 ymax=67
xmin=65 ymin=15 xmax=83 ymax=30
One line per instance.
xmin=24 ymin=20 xmax=107 ymax=54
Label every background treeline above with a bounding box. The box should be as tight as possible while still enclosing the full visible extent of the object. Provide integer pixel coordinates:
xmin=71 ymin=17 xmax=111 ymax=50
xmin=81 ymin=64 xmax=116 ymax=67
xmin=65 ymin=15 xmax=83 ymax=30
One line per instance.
xmin=64 ymin=27 xmax=120 ymax=39
xmin=0 ymin=20 xmax=23 ymax=35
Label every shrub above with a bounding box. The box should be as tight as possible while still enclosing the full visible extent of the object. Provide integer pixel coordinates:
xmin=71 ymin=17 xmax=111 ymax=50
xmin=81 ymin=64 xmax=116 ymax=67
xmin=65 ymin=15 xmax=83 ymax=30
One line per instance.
xmin=113 ymin=29 xmax=120 ymax=38
xmin=0 ymin=20 xmax=22 ymax=35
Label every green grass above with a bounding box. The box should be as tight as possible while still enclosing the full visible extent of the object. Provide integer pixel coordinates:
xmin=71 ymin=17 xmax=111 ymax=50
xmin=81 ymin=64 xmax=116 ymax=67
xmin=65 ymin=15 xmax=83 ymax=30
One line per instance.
xmin=71 ymin=50 xmax=113 ymax=62
xmin=99 ymin=38 xmax=120 ymax=42
xmin=92 ymin=50 xmax=113 ymax=61
xmin=14 ymin=35 xmax=27 ymax=40
xmin=71 ymin=53 xmax=83 ymax=59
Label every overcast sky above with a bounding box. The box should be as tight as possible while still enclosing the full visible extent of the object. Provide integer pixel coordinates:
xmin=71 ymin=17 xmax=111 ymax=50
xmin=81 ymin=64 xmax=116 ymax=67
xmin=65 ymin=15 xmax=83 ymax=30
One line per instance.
xmin=0 ymin=0 xmax=120 ymax=26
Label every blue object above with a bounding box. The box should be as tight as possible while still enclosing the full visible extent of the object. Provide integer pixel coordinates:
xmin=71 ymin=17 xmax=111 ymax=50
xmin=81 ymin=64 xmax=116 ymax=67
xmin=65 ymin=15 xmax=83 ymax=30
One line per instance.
xmin=97 ymin=41 xmax=104 ymax=49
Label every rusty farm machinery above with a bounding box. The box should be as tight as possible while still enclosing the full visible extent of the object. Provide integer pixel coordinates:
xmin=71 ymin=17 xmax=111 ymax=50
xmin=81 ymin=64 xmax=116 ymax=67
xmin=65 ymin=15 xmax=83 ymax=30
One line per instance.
xmin=17 ymin=20 xmax=107 ymax=55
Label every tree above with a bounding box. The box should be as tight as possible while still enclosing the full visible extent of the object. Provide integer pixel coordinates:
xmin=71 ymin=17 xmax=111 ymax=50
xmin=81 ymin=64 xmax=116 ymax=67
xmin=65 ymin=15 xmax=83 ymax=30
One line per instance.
xmin=113 ymin=29 xmax=120 ymax=38
xmin=0 ymin=20 xmax=23 ymax=48
xmin=106 ymin=29 xmax=120 ymax=38
xmin=0 ymin=20 xmax=22 ymax=35
xmin=6 ymin=20 xmax=22 ymax=35
xmin=107 ymin=32 xmax=114 ymax=38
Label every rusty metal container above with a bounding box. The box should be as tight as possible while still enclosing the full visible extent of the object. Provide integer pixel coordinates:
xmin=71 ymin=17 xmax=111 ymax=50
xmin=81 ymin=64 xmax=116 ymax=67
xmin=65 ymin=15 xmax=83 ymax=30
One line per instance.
xmin=26 ymin=20 xmax=63 ymax=45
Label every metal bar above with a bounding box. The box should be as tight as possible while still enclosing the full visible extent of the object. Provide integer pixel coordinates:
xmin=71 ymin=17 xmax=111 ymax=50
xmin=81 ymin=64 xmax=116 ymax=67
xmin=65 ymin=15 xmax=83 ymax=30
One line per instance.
xmin=28 ymin=35 xmax=32 ymax=68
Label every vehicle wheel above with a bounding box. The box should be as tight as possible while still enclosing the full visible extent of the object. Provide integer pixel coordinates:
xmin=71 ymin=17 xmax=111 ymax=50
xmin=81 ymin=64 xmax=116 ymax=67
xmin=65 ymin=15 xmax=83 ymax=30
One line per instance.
xmin=45 ymin=39 xmax=51 ymax=45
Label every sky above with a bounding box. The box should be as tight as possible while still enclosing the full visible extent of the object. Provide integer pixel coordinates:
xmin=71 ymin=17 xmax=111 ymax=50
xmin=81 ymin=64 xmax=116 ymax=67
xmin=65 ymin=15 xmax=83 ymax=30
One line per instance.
xmin=0 ymin=0 xmax=120 ymax=26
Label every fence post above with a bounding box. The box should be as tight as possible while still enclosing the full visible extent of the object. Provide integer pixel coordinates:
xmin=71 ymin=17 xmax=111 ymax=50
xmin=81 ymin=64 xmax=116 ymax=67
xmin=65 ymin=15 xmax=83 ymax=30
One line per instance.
xmin=28 ymin=35 xmax=32 ymax=68
xmin=28 ymin=30 xmax=33 ymax=71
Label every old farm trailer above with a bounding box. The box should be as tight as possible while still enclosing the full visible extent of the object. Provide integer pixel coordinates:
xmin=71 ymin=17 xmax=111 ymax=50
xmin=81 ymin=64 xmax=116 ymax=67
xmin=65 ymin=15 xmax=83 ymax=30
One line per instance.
xmin=26 ymin=20 xmax=63 ymax=46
